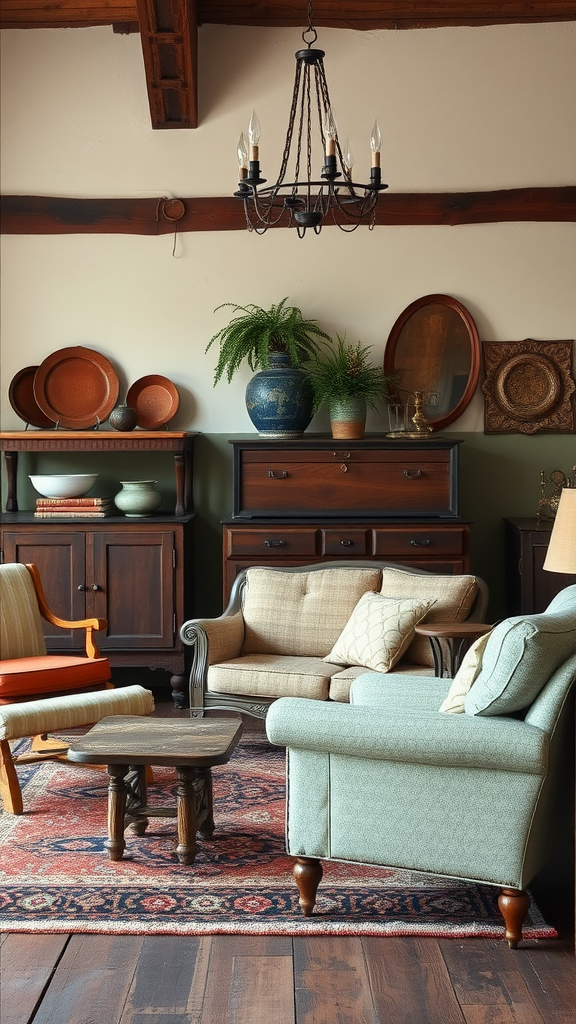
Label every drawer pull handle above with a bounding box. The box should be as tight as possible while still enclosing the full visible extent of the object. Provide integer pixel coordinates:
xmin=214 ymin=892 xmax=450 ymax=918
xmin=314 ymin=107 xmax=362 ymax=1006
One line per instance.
xmin=340 ymin=539 xmax=354 ymax=547
xmin=333 ymin=451 xmax=351 ymax=459
xmin=264 ymin=539 xmax=286 ymax=547
xmin=403 ymin=469 xmax=422 ymax=479
xmin=268 ymin=470 xmax=288 ymax=479
xmin=410 ymin=539 xmax=431 ymax=547
xmin=340 ymin=464 xmax=348 ymax=473
xmin=77 ymin=584 xmax=87 ymax=592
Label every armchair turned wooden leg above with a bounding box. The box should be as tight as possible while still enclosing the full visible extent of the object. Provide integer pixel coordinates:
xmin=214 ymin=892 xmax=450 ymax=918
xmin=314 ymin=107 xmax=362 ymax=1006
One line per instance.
xmin=293 ymin=857 xmax=323 ymax=917
xmin=0 ymin=739 xmax=23 ymax=815
xmin=498 ymin=887 xmax=530 ymax=948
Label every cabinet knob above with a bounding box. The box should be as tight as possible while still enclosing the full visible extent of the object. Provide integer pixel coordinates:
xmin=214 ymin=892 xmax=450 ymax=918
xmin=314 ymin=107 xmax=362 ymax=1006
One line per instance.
xmin=77 ymin=584 xmax=87 ymax=592
xmin=410 ymin=539 xmax=431 ymax=547
xmin=264 ymin=539 xmax=286 ymax=547
xmin=403 ymin=469 xmax=423 ymax=478
xmin=91 ymin=584 xmax=100 ymax=591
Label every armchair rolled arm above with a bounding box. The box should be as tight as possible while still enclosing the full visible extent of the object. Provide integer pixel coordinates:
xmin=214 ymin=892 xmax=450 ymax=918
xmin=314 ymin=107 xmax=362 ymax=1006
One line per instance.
xmin=180 ymin=612 xmax=245 ymax=710
xmin=266 ymin=698 xmax=548 ymax=775
xmin=25 ymin=563 xmax=107 ymax=658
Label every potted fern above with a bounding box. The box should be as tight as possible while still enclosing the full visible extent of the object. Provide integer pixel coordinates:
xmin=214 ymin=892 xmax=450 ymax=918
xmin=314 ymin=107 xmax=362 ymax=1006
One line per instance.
xmin=206 ymin=298 xmax=329 ymax=437
xmin=306 ymin=336 xmax=392 ymax=438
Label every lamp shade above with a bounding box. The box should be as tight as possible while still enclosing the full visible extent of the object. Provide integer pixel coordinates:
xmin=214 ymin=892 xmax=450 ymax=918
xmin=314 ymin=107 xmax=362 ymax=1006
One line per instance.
xmin=543 ymin=488 xmax=576 ymax=574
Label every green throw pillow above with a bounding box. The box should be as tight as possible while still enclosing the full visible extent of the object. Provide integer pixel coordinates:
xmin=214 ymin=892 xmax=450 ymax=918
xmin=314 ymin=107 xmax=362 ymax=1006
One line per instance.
xmin=464 ymin=609 xmax=576 ymax=717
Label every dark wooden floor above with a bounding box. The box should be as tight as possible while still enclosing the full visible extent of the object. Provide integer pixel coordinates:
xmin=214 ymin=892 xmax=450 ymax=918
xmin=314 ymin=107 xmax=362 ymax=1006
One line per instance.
xmin=2 ymin=696 xmax=575 ymax=1024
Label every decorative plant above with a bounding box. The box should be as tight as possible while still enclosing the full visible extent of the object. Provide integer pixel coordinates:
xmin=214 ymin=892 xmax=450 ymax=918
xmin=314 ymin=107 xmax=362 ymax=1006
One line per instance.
xmin=206 ymin=297 xmax=330 ymax=384
xmin=306 ymin=335 xmax=392 ymax=413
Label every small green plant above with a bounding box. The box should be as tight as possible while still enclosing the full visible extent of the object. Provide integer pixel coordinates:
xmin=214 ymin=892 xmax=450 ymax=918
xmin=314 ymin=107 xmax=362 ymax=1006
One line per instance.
xmin=206 ymin=297 xmax=330 ymax=384
xmin=306 ymin=336 xmax=392 ymax=412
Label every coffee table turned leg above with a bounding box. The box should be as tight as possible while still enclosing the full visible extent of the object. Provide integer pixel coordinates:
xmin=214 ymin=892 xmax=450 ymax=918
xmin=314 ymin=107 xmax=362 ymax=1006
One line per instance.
xmin=175 ymin=766 xmax=198 ymax=865
xmin=106 ymin=764 xmax=129 ymax=861
xmin=195 ymin=766 xmax=215 ymax=839
xmin=125 ymin=765 xmax=149 ymax=836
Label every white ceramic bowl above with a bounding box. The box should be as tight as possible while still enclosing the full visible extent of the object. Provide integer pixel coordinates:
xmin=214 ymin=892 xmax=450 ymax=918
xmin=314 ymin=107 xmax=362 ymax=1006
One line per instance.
xmin=29 ymin=474 xmax=99 ymax=498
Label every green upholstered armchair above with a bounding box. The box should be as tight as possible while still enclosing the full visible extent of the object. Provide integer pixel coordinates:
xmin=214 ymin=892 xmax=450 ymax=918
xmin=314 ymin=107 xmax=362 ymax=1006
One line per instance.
xmin=266 ymin=585 xmax=576 ymax=947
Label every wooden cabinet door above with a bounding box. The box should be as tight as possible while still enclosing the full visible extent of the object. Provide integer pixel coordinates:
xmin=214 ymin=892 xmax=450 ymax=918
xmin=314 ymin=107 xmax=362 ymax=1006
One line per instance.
xmin=2 ymin=529 xmax=86 ymax=649
xmin=88 ymin=531 xmax=175 ymax=649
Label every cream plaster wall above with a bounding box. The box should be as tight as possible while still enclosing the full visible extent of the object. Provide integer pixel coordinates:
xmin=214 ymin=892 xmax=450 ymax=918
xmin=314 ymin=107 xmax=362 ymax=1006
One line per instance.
xmin=1 ymin=22 xmax=575 ymax=434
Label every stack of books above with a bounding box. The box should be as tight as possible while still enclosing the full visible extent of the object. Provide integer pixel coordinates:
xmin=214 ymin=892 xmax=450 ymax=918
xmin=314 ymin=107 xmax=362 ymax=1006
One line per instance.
xmin=34 ymin=497 xmax=115 ymax=518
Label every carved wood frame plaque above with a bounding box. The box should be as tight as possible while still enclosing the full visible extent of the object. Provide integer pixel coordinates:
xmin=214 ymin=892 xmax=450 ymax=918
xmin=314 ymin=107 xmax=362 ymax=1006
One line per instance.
xmin=481 ymin=339 xmax=575 ymax=434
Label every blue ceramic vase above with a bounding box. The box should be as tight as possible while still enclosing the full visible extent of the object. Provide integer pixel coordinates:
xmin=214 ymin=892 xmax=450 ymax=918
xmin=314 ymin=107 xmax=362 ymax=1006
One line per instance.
xmin=245 ymin=353 xmax=314 ymax=438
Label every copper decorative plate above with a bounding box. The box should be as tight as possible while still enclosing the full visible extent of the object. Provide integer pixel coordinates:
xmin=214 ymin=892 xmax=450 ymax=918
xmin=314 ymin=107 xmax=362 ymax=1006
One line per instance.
xmin=9 ymin=366 xmax=56 ymax=428
xmin=34 ymin=346 xmax=119 ymax=429
xmin=126 ymin=375 xmax=179 ymax=429
xmin=482 ymin=339 xmax=575 ymax=434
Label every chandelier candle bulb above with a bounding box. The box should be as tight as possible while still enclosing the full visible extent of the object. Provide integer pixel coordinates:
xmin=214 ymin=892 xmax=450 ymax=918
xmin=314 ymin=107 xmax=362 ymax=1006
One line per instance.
xmin=371 ymin=120 xmax=382 ymax=167
xmin=237 ymin=133 xmax=248 ymax=177
xmin=248 ymin=111 xmax=261 ymax=162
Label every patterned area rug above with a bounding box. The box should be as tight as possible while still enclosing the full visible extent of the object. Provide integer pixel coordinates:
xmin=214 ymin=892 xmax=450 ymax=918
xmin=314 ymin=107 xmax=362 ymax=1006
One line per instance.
xmin=0 ymin=736 xmax=556 ymax=938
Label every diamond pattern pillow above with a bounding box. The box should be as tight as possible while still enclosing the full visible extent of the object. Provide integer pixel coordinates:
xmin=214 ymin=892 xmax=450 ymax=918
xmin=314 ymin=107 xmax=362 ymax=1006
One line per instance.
xmin=323 ymin=592 xmax=436 ymax=673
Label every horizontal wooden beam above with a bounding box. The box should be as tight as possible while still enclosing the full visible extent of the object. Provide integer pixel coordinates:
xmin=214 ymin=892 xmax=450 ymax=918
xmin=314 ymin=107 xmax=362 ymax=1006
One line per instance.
xmin=2 ymin=0 xmax=575 ymax=29
xmin=196 ymin=1 xmax=576 ymax=29
xmin=2 ymin=188 xmax=575 ymax=234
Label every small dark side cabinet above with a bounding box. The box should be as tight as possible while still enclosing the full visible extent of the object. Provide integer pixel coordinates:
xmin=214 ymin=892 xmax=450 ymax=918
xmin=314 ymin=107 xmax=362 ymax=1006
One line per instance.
xmin=505 ymin=517 xmax=576 ymax=614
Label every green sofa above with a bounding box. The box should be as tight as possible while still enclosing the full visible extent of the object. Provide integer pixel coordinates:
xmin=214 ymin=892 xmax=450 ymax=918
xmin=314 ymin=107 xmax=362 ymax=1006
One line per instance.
xmin=266 ymin=585 xmax=576 ymax=946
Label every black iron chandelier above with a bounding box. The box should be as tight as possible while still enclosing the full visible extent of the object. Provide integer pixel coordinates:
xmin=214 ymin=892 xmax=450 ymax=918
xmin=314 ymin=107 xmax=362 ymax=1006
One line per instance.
xmin=234 ymin=2 xmax=388 ymax=237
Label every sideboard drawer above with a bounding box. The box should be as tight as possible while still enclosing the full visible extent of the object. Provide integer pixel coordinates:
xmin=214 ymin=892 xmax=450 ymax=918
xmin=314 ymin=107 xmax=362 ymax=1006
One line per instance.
xmin=225 ymin=527 xmax=318 ymax=558
xmin=321 ymin=529 xmax=370 ymax=556
xmin=231 ymin=437 xmax=460 ymax=518
xmin=372 ymin=526 xmax=466 ymax=557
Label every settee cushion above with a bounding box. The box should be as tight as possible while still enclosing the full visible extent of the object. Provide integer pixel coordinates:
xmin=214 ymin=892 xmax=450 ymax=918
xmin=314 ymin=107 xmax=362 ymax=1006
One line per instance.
xmin=439 ymin=631 xmax=493 ymax=714
xmin=323 ymin=592 xmax=435 ymax=673
xmin=241 ymin=567 xmax=381 ymax=658
xmin=380 ymin=568 xmax=478 ymax=666
xmin=208 ymin=655 xmax=346 ymax=700
xmin=329 ymin=661 xmax=435 ymax=703
xmin=465 ymin=610 xmax=576 ymax=716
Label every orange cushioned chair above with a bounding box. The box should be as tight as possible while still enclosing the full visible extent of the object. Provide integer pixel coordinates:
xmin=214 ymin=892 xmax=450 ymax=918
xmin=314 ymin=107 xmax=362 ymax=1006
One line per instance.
xmin=0 ymin=561 xmax=112 ymax=810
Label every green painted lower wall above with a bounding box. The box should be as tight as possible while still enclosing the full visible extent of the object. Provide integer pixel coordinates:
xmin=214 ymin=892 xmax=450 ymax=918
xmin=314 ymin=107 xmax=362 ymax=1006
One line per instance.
xmin=2 ymin=432 xmax=575 ymax=620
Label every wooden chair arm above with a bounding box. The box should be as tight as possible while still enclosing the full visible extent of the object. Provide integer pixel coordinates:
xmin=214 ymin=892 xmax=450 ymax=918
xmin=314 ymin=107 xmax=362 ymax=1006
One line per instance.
xmin=25 ymin=563 xmax=107 ymax=659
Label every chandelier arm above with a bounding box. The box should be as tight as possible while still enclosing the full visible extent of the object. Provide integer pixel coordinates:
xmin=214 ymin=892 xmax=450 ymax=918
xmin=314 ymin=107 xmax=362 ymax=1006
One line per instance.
xmin=293 ymin=61 xmax=308 ymax=196
xmin=276 ymin=57 xmax=304 ymax=189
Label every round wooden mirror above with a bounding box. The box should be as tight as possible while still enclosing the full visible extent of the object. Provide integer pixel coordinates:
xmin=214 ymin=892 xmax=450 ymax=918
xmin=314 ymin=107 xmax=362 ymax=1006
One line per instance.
xmin=384 ymin=294 xmax=481 ymax=431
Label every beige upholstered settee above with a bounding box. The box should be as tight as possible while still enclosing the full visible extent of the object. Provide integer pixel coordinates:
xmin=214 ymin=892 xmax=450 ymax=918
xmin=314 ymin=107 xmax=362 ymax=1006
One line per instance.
xmin=180 ymin=562 xmax=488 ymax=718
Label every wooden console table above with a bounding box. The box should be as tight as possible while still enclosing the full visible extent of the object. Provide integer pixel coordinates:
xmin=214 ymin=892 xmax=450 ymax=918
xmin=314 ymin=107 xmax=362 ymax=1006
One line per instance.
xmin=0 ymin=430 xmax=197 ymax=516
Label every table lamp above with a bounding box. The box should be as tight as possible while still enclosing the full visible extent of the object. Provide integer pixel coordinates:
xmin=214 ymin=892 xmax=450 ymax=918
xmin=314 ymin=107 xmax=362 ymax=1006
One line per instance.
xmin=542 ymin=487 xmax=576 ymax=574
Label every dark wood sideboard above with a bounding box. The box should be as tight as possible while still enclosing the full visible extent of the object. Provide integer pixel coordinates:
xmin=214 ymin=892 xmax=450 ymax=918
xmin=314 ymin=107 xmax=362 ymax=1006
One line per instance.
xmin=223 ymin=436 xmax=471 ymax=602
xmin=1 ymin=431 xmax=197 ymax=707
xmin=505 ymin=517 xmax=576 ymax=614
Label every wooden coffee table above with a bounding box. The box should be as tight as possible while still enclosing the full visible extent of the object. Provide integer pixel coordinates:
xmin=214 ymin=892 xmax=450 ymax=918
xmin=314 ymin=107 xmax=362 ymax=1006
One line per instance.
xmin=68 ymin=715 xmax=243 ymax=865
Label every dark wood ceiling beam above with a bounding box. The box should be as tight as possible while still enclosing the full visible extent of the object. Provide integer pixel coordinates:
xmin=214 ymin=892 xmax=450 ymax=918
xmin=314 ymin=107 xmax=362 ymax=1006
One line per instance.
xmin=136 ymin=0 xmax=198 ymax=128
xmin=2 ymin=1 xmax=576 ymax=29
xmin=2 ymin=188 xmax=575 ymax=234
xmin=196 ymin=1 xmax=576 ymax=29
